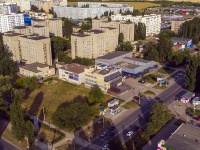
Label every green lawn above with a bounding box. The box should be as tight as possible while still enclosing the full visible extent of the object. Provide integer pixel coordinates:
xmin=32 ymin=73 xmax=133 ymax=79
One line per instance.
xmin=158 ymin=67 xmax=175 ymax=75
xmin=22 ymin=79 xmax=112 ymax=123
xmin=142 ymin=74 xmax=163 ymax=84
xmin=122 ymin=100 xmax=138 ymax=109
xmin=143 ymin=90 xmax=156 ymax=96
xmin=153 ymin=83 xmax=167 ymax=90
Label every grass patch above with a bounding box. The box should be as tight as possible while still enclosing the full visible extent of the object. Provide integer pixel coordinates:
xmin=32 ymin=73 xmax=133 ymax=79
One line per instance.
xmin=68 ymin=2 xmax=160 ymax=10
xmin=122 ymin=100 xmax=139 ymax=109
xmin=153 ymin=83 xmax=167 ymax=89
xmin=2 ymin=127 xmax=27 ymax=150
xmin=142 ymin=74 xmax=163 ymax=84
xmin=158 ymin=67 xmax=175 ymax=74
xmin=143 ymin=90 xmax=156 ymax=96
xmin=37 ymin=124 xmax=65 ymax=144
xmin=22 ymin=79 xmax=112 ymax=123
xmin=119 ymin=98 xmax=125 ymax=105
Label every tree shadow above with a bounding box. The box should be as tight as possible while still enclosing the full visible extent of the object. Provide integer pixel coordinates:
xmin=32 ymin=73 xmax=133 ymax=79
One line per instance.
xmin=28 ymin=91 xmax=44 ymax=116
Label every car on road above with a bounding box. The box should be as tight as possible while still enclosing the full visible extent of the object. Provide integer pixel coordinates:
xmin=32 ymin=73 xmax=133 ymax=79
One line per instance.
xmin=138 ymin=80 xmax=145 ymax=84
xmin=108 ymin=132 xmax=115 ymax=138
xmin=126 ymin=131 xmax=133 ymax=137
xmin=100 ymin=131 xmax=108 ymax=138
xmin=193 ymin=117 xmax=200 ymax=121
xmin=102 ymin=143 xmax=109 ymax=150
xmin=108 ymin=126 xmax=115 ymax=132
xmin=145 ymin=100 xmax=150 ymax=104
xmin=155 ymin=97 xmax=161 ymax=101
xmin=178 ymin=73 xmax=183 ymax=77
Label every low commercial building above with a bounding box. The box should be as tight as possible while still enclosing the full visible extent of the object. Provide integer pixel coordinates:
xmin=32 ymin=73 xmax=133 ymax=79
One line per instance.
xmin=31 ymin=19 xmax=63 ymax=37
xmin=71 ymin=28 xmax=119 ymax=59
xmin=92 ymin=19 xmax=134 ymax=42
xmin=108 ymin=98 xmax=120 ymax=115
xmin=172 ymin=37 xmax=193 ymax=51
xmin=192 ymin=97 xmax=200 ymax=106
xmin=3 ymin=33 xmax=52 ymax=65
xmin=95 ymin=51 xmax=158 ymax=78
xmin=111 ymin=14 xmax=161 ymax=36
xmin=59 ymin=63 xmax=86 ymax=85
xmin=25 ymin=11 xmax=54 ymax=20
xmin=84 ymin=64 xmax=122 ymax=92
xmin=158 ymin=123 xmax=200 ymax=150
xmin=180 ymin=91 xmax=195 ymax=103
xmin=19 ymin=62 xmax=55 ymax=79
xmin=53 ymin=2 xmax=133 ymax=19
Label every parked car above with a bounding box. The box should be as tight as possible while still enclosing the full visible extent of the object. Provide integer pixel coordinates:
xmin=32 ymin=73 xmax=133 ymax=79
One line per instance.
xmin=133 ymin=125 xmax=140 ymax=131
xmin=138 ymin=80 xmax=145 ymax=84
xmin=126 ymin=131 xmax=133 ymax=137
xmin=100 ymin=131 xmax=108 ymax=138
xmin=193 ymin=117 xmax=200 ymax=121
xmin=102 ymin=143 xmax=109 ymax=150
xmin=145 ymin=100 xmax=150 ymax=104
xmin=108 ymin=126 xmax=115 ymax=132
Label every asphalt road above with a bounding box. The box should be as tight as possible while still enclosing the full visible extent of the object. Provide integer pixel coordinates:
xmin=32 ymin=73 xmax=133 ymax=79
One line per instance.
xmin=79 ymin=77 xmax=186 ymax=150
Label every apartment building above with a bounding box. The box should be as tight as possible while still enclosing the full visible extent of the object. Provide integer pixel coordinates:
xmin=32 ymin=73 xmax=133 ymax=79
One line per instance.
xmin=0 ymin=13 xmax=24 ymax=33
xmin=84 ymin=64 xmax=122 ymax=92
xmin=14 ymin=25 xmax=50 ymax=37
xmin=19 ymin=62 xmax=55 ymax=79
xmin=111 ymin=14 xmax=161 ymax=36
xmin=71 ymin=28 xmax=118 ymax=59
xmin=3 ymin=33 xmax=52 ymax=65
xmin=92 ymin=19 xmax=134 ymax=42
xmin=53 ymin=2 xmax=133 ymax=19
xmin=0 ymin=0 xmax=31 ymax=12
xmin=171 ymin=18 xmax=191 ymax=33
xmin=0 ymin=3 xmax=17 ymax=14
xmin=59 ymin=63 xmax=86 ymax=85
xmin=31 ymin=19 xmax=63 ymax=37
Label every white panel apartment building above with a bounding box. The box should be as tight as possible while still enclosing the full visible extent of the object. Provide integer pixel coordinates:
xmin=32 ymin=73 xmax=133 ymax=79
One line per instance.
xmin=53 ymin=2 xmax=133 ymax=19
xmin=111 ymin=14 xmax=161 ymax=36
xmin=0 ymin=14 xmax=24 ymax=33
xmin=0 ymin=3 xmax=17 ymax=14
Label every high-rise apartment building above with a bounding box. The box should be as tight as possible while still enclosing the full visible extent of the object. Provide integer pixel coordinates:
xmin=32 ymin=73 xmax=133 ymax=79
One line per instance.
xmin=71 ymin=28 xmax=119 ymax=59
xmin=0 ymin=13 xmax=24 ymax=33
xmin=31 ymin=19 xmax=63 ymax=37
xmin=171 ymin=18 xmax=191 ymax=34
xmin=0 ymin=3 xmax=17 ymax=14
xmin=111 ymin=14 xmax=161 ymax=36
xmin=14 ymin=25 xmax=50 ymax=37
xmin=3 ymin=32 xmax=52 ymax=65
xmin=92 ymin=19 xmax=134 ymax=42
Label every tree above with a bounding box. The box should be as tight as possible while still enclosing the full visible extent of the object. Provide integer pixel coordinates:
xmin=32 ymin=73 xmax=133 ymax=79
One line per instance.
xmin=31 ymin=5 xmax=38 ymax=12
xmin=52 ymin=102 xmax=99 ymax=131
xmin=118 ymin=33 xmax=124 ymax=44
xmin=80 ymin=23 xmax=92 ymax=31
xmin=25 ymin=121 xmax=34 ymax=144
xmin=0 ymin=76 xmax=13 ymax=99
xmin=134 ymin=23 xmax=146 ymax=41
xmin=88 ymin=85 xmax=104 ymax=105
xmin=193 ymin=34 xmax=199 ymax=45
xmin=63 ymin=18 xmax=73 ymax=39
xmin=0 ymin=98 xmax=7 ymax=117
xmin=143 ymin=42 xmax=159 ymax=61
xmin=13 ymin=89 xmax=25 ymax=102
xmin=51 ymin=36 xmax=68 ymax=59
xmin=72 ymin=57 xmax=94 ymax=66
xmin=117 ymin=42 xmax=133 ymax=52
xmin=15 ymin=77 xmax=38 ymax=91
xmin=57 ymin=52 xmax=72 ymax=63
xmin=10 ymin=101 xmax=25 ymax=141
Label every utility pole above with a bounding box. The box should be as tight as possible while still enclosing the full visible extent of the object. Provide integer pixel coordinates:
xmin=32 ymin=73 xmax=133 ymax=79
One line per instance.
xmin=43 ymin=107 xmax=45 ymax=121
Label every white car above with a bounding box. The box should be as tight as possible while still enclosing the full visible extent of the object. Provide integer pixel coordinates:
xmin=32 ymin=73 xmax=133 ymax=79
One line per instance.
xmin=126 ymin=131 xmax=133 ymax=137
xmin=102 ymin=144 xmax=109 ymax=150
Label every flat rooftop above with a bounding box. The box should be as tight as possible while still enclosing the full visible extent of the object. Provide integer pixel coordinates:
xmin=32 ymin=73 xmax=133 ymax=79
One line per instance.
xmin=4 ymin=32 xmax=23 ymax=37
xmin=165 ymin=123 xmax=200 ymax=150
xmin=33 ymin=25 xmax=45 ymax=28
xmin=14 ymin=26 xmax=28 ymax=29
xmin=20 ymin=35 xmax=49 ymax=40
xmin=115 ymin=61 xmax=140 ymax=69
xmin=72 ymin=33 xmax=90 ymax=37
xmin=60 ymin=63 xmax=86 ymax=74
xmin=96 ymin=67 xmax=116 ymax=75
xmin=20 ymin=62 xmax=49 ymax=73
xmin=87 ymin=30 xmax=104 ymax=34
xmin=124 ymin=57 xmax=150 ymax=63
xmin=96 ymin=51 xmax=131 ymax=60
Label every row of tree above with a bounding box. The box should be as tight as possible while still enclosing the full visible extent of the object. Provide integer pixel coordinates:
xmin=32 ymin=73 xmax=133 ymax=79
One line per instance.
xmin=142 ymin=103 xmax=174 ymax=140
xmin=181 ymin=17 xmax=200 ymax=44
xmin=185 ymin=54 xmax=200 ymax=92
xmin=52 ymin=85 xmax=104 ymax=131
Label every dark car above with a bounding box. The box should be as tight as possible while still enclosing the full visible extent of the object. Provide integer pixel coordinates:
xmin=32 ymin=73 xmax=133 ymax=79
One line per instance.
xmin=155 ymin=97 xmax=160 ymax=101
xmin=108 ymin=126 xmax=115 ymax=132
xmin=133 ymin=125 xmax=140 ymax=131
xmin=138 ymin=80 xmax=145 ymax=84
xmin=100 ymin=131 xmax=109 ymax=138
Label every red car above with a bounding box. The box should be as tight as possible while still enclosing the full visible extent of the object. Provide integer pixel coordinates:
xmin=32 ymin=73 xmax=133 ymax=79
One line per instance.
xmin=193 ymin=117 xmax=200 ymax=121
